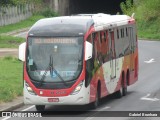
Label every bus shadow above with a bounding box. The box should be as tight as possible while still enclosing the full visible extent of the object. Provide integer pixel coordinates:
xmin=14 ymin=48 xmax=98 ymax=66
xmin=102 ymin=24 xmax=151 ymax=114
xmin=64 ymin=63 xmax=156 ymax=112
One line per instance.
xmin=40 ymin=91 xmax=135 ymax=117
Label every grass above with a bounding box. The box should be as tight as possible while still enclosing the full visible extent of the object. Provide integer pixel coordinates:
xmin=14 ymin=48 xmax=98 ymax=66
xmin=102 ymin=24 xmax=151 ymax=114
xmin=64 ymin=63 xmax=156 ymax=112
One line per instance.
xmin=138 ymin=31 xmax=160 ymax=40
xmin=0 ymin=57 xmax=23 ymax=103
xmin=120 ymin=0 xmax=160 ymax=40
xmin=0 ymin=35 xmax=25 ymax=48
xmin=0 ymin=15 xmax=45 ymax=34
xmin=137 ymin=19 xmax=160 ymax=40
xmin=0 ymin=15 xmax=44 ymax=48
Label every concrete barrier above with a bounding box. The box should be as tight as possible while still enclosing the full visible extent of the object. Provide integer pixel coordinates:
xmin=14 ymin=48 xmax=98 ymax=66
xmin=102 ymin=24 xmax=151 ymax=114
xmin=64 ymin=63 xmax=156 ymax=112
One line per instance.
xmin=0 ymin=4 xmax=34 ymax=26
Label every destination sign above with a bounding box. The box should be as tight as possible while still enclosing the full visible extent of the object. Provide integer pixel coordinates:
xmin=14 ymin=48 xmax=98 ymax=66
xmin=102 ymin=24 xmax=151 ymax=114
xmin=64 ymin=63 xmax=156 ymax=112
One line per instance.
xmin=34 ymin=38 xmax=77 ymax=44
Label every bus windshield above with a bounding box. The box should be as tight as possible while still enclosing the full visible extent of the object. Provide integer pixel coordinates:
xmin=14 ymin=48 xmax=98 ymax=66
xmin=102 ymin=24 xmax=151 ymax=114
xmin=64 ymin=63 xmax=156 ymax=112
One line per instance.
xmin=26 ymin=37 xmax=83 ymax=83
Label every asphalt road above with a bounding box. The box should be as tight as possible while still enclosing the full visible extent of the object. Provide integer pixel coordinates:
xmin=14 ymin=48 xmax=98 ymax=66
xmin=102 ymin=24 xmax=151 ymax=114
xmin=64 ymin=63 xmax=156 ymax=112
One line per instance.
xmin=1 ymin=40 xmax=160 ymax=120
xmin=0 ymin=48 xmax=18 ymax=58
xmin=14 ymin=31 xmax=28 ymax=38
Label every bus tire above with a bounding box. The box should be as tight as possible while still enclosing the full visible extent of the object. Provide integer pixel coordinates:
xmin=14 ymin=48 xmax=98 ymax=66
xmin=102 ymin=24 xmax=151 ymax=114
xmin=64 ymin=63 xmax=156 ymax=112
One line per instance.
xmin=122 ymin=71 xmax=129 ymax=96
xmin=114 ymin=88 xmax=123 ymax=98
xmin=114 ymin=72 xmax=125 ymax=98
xmin=35 ymin=105 xmax=45 ymax=111
xmin=122 ymin=83 xmax=127 ymax=96
xmin=92 ymin=83 xmax=100 ymax=109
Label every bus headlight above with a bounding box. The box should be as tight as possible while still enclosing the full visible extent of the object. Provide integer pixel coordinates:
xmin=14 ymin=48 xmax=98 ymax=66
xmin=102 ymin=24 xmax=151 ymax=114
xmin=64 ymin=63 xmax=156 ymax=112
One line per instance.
xmin=25 ymin=82 xmax=36 ymax=95
xmin=70 ymin=81 xmax=83 ymax=95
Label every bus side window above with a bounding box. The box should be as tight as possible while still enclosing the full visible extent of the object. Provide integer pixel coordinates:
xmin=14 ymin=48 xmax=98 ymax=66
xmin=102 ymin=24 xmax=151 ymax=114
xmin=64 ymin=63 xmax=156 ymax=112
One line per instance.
xmin=99 ymin=32 xmax=102 ymax=44
xmin=121 ymin=28 xmax=124 ymax=38
xmin=126 ymin=27 xmax=128 ymax=37
xmin=104 ymin=32 xmax=106 ymax=42
xmin=105 ymin=30 xmax=109 ymax=62
xmin=93 ymin=32 xmax=102 ymax=67
xmin=117 ymin=29 xmax=119 ymax=39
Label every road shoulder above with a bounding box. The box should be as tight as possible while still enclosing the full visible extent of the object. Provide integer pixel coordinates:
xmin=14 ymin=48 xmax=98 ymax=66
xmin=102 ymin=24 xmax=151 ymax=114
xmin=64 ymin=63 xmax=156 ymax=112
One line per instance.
xmin=0 ymin=48 xmax=18 ymax=58
xmin=0 ymin=96 xmax=23 ymax=111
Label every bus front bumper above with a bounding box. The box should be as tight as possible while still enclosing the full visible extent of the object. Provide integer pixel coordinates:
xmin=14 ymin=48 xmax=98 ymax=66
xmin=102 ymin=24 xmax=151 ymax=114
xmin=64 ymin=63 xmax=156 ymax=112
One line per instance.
xmin=24 ymin=84 xmax=90 ymax=105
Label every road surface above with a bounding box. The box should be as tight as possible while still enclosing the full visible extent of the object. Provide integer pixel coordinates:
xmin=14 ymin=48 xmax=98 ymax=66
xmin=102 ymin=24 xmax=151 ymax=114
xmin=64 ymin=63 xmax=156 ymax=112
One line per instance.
xmin=0 ymin=48 xmax=18 ymax=58
xmin=1 ymin=40 xmax=160 ymax=120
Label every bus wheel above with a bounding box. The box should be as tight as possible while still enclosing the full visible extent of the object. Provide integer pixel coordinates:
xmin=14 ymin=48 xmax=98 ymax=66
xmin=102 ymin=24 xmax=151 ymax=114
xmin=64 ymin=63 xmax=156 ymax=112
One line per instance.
xmin=115 ymin=80 xmax=127 ymax=98
xmin=92 ymin=85 xmax=100 ymax=109
xmin=123 ymin=71 xmax=129 ymax=96
xmin=35 ymin=105 xmax=45 ymax=111
xmin=122 ymin=84 xmax=127 ymax=96
xmin=114 ymin=88 xmax=123 ymax=98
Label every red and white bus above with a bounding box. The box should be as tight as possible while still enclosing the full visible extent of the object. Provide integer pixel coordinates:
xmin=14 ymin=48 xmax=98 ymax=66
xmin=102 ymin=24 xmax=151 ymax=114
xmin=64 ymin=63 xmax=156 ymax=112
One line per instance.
xmin=19 ymin=13 xmax=138 ymax=111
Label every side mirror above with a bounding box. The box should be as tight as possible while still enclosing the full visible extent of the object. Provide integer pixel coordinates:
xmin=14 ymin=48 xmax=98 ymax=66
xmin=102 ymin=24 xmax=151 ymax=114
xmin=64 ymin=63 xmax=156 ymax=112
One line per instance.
xmin=19 ymin=42 xmax=26 ymax=62
xmin=85 ymin=41 xmax=93 ymax=61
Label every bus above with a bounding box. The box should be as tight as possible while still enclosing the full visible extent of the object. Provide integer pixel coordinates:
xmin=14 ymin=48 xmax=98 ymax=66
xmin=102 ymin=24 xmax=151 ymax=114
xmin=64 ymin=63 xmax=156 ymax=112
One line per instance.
xmin=19 ymin=13 xmax=138 ymax=111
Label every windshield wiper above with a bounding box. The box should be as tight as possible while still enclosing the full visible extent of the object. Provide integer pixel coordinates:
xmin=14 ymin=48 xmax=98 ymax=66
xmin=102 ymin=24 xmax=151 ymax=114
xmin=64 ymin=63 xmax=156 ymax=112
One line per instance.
xmin=39 ymin=57 xmax=51 ymax=86
xmin=50 ymin=55 xmax=69 ymax=87
xmin=40 ymin=55 xmax=68 ymax=87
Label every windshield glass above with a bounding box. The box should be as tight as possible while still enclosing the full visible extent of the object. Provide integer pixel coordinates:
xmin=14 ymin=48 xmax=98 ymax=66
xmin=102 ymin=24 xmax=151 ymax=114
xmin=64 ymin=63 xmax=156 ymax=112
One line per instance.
xmin=26 ymin=37 xmax=83 ymax=82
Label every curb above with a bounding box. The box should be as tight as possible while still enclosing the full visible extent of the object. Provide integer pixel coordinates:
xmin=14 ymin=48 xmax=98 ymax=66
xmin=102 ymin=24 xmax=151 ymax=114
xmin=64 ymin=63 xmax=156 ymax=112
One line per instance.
xmin=1 ymin=102 xmax=24 ymax=111
xmin=0 ymin=97 xmax=24 ymax=112
xmin=138 ymin=38 xmax=160 ymax=41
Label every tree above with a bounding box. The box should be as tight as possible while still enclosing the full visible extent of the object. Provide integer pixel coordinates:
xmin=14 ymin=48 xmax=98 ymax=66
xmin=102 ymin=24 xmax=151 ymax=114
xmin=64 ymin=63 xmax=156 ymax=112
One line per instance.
xmin=0 ymin=0 xmax=15 ymax=6
xmin=0 ymin=0 xmax=42 ymax=6
xmin=120 ymin=0 xmax=136 ymax=16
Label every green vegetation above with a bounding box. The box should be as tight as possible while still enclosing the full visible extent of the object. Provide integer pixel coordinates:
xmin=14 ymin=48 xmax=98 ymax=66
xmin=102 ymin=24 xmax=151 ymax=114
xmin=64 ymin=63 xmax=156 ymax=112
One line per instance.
xmin=0 ymin=15 xmax=44 ymax=48
xmin=0 ymin=15 xmax=44 ymax=34
xmin=0 ymin=0 xmax=42 ymax=6
xmin=0 ymin=35 xmax=25 ymax=48
xmin=120 ymin=0 xmax=136 ymax=16
xmin=0 ymin=57 xmax=23 ymax=103
xmin=39 ymin=8 xmax=59 ymax=18
xmin=0 ymin=14 xmax=57 ymax=48
xmin=120 ymin=0 xmax=160 ymax=40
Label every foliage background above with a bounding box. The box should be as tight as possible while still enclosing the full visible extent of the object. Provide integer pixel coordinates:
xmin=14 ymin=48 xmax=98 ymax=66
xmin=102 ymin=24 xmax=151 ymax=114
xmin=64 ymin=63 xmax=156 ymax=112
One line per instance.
xmin=120 ymin=0 xmax=160 ymax=39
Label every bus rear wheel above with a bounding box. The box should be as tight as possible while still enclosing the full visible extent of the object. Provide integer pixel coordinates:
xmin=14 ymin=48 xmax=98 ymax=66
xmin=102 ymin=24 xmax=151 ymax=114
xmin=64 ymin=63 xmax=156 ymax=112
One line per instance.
xmin=114 ymin=72 xmax=127 ymax=98
xmin=35 ymin=105 xmax=45 ymax=111
xmin=123 ymin=71 xmax=129 ymax=96
xmin=122 ymin=84 xmax=127 ymax=96
xmin=114 ymin=82 xmax=127 ymax=98
xmin=114 ymin=88 xmax=123 ymax=98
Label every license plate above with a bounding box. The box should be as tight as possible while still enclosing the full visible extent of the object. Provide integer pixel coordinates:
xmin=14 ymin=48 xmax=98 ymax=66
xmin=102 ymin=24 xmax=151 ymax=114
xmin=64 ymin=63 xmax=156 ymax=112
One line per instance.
xmin=48 ymin=98 xmax=59 ymax=102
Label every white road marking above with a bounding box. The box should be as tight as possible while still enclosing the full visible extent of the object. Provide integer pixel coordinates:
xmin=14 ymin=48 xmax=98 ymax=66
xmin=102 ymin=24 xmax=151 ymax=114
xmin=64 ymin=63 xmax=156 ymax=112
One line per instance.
xmin=98 ymin=106 xmax=111 ymax=111
xmin=85 ymin=106 xmax=110 ymax=120
xmin=144 ymin=58 xmax=155 ymax=63
xmin=22 ymin=105 xmax=35 ymax=111
xmin=2 ymin=117 xmax=11 ymax=120
xmin=85 ymin=117 xmax=95 ymax=120
xmin=141 ymin=94 xmax=160 ymax=101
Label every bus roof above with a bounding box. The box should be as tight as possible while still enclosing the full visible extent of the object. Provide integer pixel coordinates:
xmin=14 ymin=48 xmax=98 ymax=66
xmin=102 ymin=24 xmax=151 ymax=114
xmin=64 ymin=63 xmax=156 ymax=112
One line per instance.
xmin=28 ymin=16 xmax=94 ymax=37
xmin=28 ymin=13 xmax=132 ymax=37
xmin=91 ymin=13 xmax=132 ymax=31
